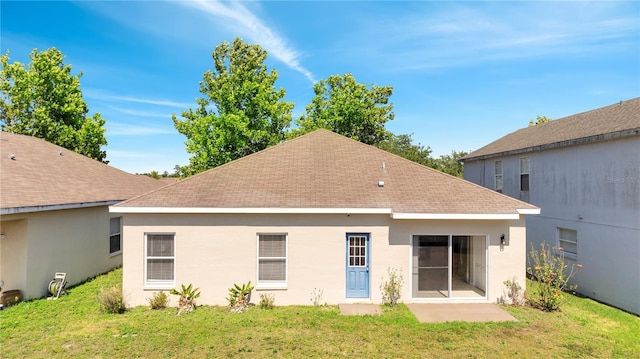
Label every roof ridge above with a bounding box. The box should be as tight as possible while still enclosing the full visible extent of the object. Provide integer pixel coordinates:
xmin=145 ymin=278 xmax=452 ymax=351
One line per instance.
xmin=463 ymin=97 xmax=640 ymax=160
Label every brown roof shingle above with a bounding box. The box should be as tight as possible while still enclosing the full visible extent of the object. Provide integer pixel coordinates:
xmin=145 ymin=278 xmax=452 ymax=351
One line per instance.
xmin=115 ymin=129 xmax=536 ymax=215
xmin=0 ymin=131 xmax=165 ymax=211
xmin=463 ymin=97 xmax=640 ymax=161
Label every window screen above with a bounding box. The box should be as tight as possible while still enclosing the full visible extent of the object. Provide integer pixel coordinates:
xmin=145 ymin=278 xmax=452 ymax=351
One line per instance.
xmin=495 ymin=160 xmax=503 ymax=192
xmin=520 ymin=157 xmax=530 ymax=192
xmin=558 ymin=228 xmax=577 ymax=256
xmin=146 ymin=234 xmax=175 ymax=284
xmin=258 ymin=234 xmax=287 ymax=283
xmin=109 ymin=217 xmax=121 ymax=254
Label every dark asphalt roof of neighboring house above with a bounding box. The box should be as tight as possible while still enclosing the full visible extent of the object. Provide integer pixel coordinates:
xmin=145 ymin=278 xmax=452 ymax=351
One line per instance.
xmin=0 ymin=131 xmax=165 ymax=212
xmin=462 ymin=97 xmax=640 ymax=161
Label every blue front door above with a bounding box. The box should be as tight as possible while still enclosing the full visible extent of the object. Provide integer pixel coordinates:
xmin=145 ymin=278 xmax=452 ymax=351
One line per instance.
xmin=346 ymin=233 xmax=370 ymax=298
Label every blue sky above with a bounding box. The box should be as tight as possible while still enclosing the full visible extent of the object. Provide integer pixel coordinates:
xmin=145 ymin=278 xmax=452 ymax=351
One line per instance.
xmin=2 ymin=1 xmax=638 ymax=174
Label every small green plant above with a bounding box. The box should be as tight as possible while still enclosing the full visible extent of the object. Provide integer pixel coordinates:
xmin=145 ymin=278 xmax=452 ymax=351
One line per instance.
xmin=97 ymin=286 xmax=126 ymax=314
xmin=170 ymin=283 xmax=201 ymax=315
xmin=259 ymin=293 xmax=275 ymax=309
xmin=380 ymin=267 xmax=404 ymax=306
xmin=310 ymin=288 xmax=324 ymax=306
xmin=227 ymin=281 xmax=254 ymax=313
xmin=502 ymin=277 xmax=526 ymax=306
xmin=527 ymin=242 xmax=582 ymax=311
xmin=147 ymin=291 xmax=169 ymax=310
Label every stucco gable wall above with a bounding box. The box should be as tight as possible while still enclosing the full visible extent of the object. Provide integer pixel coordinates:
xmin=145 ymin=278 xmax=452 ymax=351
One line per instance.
xmin=1 ymin=206 xmax=121 ymax=300
xmin=122 ymin=213 xmax=527 ymax=307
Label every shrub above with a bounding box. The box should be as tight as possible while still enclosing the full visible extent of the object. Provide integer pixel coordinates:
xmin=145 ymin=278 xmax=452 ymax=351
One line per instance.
xmin=170 ymin=283 xmax=201 ymax=315
xmin=227 ymin=281 xmax=254 ymax=313
xmin=502 ymin=277 xmax=526 ymax=306
xmin=98 ymin=286 xmax=126 ymax=314
xmin=310 ymin=288 xmax=324 ymax=306
xmin=148 ymin=291 xmax=169 ymax=310
xmin=259 ymin=293 xmax=275 ymax=310
xmin=380 ymin=267 xmax=403 ymax=306
xmin=527 ymin=242 xmax=582 ymax=311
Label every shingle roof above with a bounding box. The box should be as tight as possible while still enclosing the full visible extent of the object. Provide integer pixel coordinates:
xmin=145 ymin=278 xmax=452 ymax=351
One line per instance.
xmin=463 ymin=97 xmax=640 ymax=161
xmin=0 ymin=131 xmax=165 ymax=212
xmin=115 ymin=129 xmax=537 ymax=215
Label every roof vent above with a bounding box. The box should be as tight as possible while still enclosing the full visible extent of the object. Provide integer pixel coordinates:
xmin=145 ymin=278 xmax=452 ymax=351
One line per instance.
xmin=58 ymin=150 xmax=63 ymax=156
xmin=378 ymin=180 xmax=385 ymax=188
xmin=7 ymin=154 xmax=15 ymax=160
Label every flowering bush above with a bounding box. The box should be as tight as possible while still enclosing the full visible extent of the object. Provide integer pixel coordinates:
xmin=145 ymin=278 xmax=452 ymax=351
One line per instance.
xmin=380 ymin=267 xmax=404 ymax=307
xmin=527 ymin=242 xmax=582 ymax=311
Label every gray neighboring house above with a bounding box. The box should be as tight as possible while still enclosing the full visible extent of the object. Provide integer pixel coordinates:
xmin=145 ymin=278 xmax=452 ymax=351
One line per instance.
xmin=0 ymin=131 xmax=165 ymax=301
xmin=461 ymin=98 xmax=640 ymax=315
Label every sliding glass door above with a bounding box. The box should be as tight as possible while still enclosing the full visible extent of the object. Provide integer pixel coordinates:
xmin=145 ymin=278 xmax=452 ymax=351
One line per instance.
xmin=412 ymin=235 xmax=486 ymax=299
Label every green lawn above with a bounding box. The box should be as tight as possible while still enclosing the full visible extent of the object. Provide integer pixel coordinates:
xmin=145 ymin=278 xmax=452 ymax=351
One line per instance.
xmin=1 ymin=268 xmax=638 ymax=358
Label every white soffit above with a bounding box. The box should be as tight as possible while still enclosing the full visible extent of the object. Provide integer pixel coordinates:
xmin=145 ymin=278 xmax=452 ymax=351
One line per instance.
xmin=110 ymin=207 xmax=393 ymax=214
xmin=391 ymin=213 xmax=521 ymax=220
xmin=517 ymin=208 xmax=541 ymax=215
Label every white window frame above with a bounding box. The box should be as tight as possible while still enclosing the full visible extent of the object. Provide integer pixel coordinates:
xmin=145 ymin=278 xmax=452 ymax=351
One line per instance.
xmin=557 ymin=228 xmax=577 ymax=259
xmin=494 ymin=160 xmax=503 ymax=193
xmin=144 ymin=233 xmax=176 ymax=288
xmin=256 ymin=233 xmax=288 ymax=289
xmin=109 ymin=217 xmax=122 ymax=255
xmin=520 ymin=157 xmax=530 ymax=192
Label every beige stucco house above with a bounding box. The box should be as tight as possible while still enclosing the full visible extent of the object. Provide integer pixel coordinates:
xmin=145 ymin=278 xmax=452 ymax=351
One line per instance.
xmin=461 ymin=98 xmax=640 ymax=315
xmin=112 ymin=129 xmax=539 ymax=307
xmin=0 ymin=131 xmax=164 ymax=300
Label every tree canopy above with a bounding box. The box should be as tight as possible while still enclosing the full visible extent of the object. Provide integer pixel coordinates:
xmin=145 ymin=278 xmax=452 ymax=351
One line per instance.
xmin=376 ymin=132 xmax=435 ymax=168
xmin=433 ymin=150 xmax=468 ymax=178
xmin=292 ymin=73 xmax=393 ymax=146
xmin=173 ymin=38 xmax=293 ymax=176
xmin=0 ymin=47 xmax=107 ymax=162
xmin=529 ymin=115 xmax=552 ymax=126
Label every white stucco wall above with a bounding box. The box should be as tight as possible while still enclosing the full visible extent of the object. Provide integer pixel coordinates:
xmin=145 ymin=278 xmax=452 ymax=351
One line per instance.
xmin=121 ymin=213 xmax=527 ymax=307
xmin=464 ymin=136 xmax=640 ymax=314
xmin=0 ymin=206 xmax=123 ymax=300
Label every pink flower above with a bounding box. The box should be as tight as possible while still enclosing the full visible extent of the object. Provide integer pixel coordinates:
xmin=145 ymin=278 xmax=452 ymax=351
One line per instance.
xmin=557 ymin=246 xmax=564 ymax=251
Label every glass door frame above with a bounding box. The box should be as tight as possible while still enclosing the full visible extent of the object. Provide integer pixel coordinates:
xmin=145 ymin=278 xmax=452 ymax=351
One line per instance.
xmin=410 ymin=234 xmax=488 ymax=301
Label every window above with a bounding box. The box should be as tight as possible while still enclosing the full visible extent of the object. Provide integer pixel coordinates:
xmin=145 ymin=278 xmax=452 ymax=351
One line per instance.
xmin=109 ymin=217 xmax=122 ymax=254
xmin=520 ymin=157 xmax=530 ymax=191
xmin=494 ymin=160 xmax=503 ymax=193
xmin=257 ymin=234 xmax=287 ymax=287
xmin=145 ymin=233 xmax=175 ymax=286
xmin=557 ymin=228 xmax=577 ymax=258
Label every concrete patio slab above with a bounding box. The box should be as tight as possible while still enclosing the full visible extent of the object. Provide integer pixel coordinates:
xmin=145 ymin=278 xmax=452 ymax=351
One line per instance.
xmin=407 ymin=303 xmax=517 ymax=323
xmin=338 ymin=303 xmax=382 ymax=316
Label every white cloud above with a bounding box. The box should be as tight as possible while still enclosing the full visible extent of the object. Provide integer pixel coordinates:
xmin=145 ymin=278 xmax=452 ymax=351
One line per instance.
xmin=344 ymin=2 xmax=639 ymax=72
xmin=106 ymin=96 xmax=192 ymax=109
xmin=84 ymin=89 xmax=192 ymax=108
xmin=107 ymin=122 xmax=175 ymax=136
xmin=179 ymin=0 xmax=316 ymax=83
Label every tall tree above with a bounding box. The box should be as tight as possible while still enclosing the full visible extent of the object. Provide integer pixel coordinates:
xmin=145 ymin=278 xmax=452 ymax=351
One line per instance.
xmin=529 ymin=115 xmax=552 ymax=126
xmin=173 ymin=38 xmax=293 ymax=176
xmin=433 ymin=150 xmax=469 ymax=178
xmin=376 ymin=132 xmax=435 ymax=167
xmin=293 ymin=73 xmax=393 ymax=145
xmin=0 ymin=47 xmax=107 ymax=162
